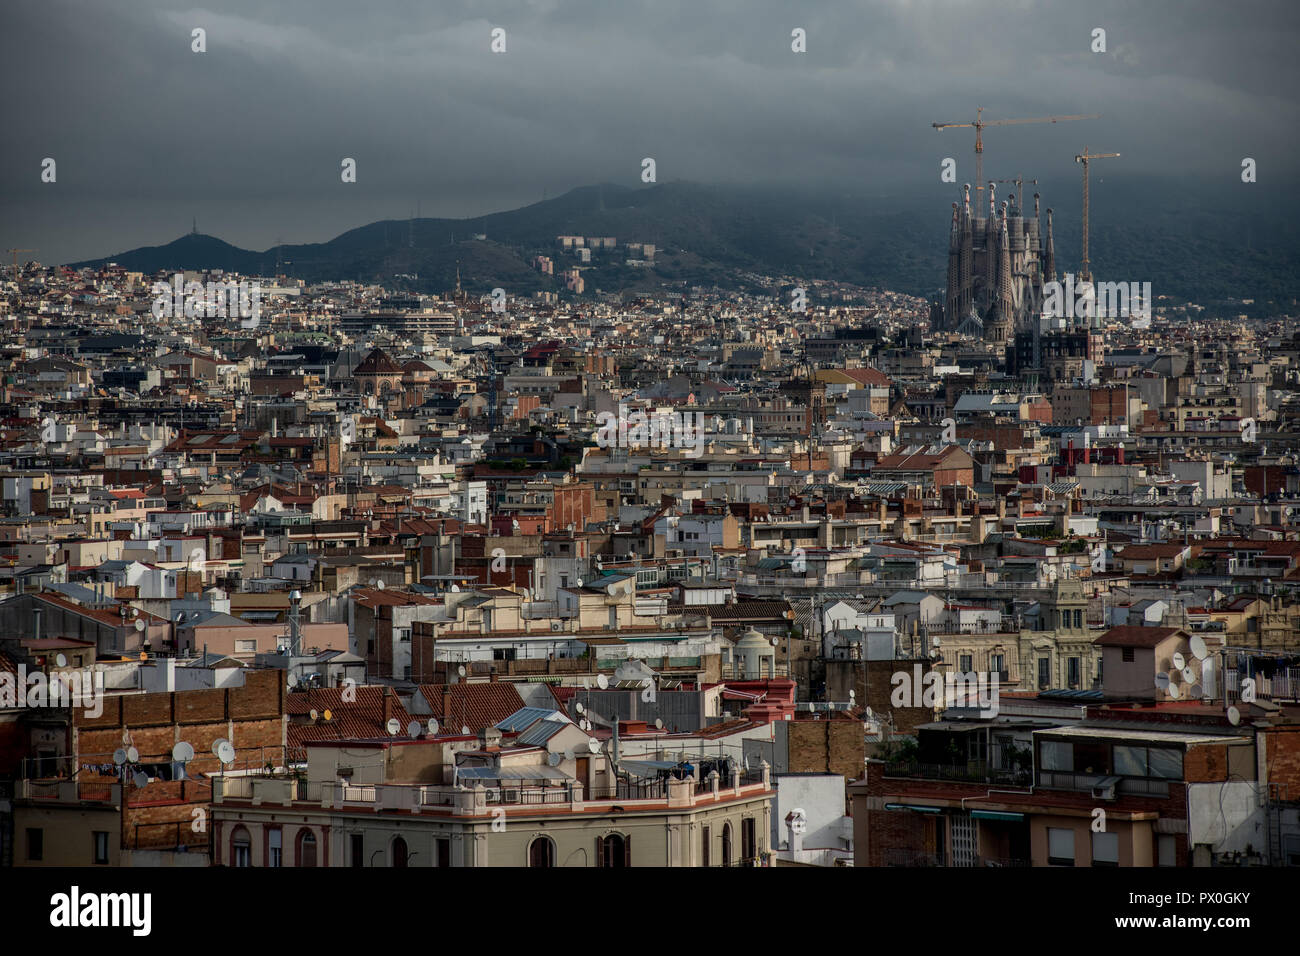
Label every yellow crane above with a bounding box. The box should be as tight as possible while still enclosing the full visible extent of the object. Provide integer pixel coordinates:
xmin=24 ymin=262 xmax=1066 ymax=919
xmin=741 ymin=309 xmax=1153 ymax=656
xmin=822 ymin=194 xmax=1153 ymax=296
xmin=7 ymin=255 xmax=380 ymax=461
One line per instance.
xmin=7 ymin=248 xmax=34 ymax=281
xmin=1074 ymin=148 xmax=1120 ymax=284
xmin=932 ymin=108 xmax=1100 ymax=210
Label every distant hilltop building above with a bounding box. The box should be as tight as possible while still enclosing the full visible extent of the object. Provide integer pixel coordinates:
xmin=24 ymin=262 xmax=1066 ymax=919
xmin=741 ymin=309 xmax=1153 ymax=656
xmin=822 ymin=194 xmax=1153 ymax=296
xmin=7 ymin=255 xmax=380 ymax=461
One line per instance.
xmin=940 ymin=183 xmax=1055 ymax=344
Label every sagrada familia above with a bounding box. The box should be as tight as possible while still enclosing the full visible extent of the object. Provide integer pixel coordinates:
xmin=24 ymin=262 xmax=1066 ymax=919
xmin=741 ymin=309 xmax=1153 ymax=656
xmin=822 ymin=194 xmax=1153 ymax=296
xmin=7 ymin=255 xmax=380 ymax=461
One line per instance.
xmin=937 ymin=182 xmax=1057 ymax=343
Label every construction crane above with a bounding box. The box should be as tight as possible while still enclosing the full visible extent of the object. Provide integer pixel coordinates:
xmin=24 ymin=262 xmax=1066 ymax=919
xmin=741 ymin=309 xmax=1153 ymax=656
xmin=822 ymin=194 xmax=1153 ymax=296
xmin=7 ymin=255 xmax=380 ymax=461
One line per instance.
xmin=1074 ymin=148 xmax=1121 ymax=284
xmin=7 ymin=248 xmax=34 ymax=282
xmin=932 ymin=108 xmax=1100 ymax=211
xmin=993 ymin=176 xmax=1038 ymax=211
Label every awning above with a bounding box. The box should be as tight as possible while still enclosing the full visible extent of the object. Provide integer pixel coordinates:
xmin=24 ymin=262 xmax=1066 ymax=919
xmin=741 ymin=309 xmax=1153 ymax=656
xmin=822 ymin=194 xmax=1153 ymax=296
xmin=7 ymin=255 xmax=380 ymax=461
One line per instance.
xmin=971 ymin=810 xmax=1024 ymax=822
xmin=455 ymin=765 xmax=572 ymax=781
xmin=884 ymin=803 xmax=942 ymax=814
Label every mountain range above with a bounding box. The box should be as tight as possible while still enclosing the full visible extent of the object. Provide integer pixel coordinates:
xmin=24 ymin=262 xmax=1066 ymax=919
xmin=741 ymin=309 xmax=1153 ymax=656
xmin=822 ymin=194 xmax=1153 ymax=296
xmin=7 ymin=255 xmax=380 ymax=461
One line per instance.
xmin=70 ymin=181 xmax=1300 ymax=316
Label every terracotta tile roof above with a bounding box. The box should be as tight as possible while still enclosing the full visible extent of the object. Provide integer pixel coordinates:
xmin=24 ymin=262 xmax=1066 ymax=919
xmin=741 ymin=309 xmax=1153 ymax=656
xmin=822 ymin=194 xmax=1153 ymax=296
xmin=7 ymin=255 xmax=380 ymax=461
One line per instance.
xmin=285 ymin=685 xmax=413 ymax=745
xmin=1093 ymin=625 xmax=1185 ymax=648
xmin=415 ymin=683 xmax=527 ymax=733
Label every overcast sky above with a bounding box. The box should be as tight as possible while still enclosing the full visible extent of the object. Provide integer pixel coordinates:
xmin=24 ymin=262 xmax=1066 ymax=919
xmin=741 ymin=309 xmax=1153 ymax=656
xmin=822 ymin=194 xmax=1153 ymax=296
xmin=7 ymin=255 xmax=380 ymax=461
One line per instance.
xmin=2 ymin=0 xmax=1297 ymax=263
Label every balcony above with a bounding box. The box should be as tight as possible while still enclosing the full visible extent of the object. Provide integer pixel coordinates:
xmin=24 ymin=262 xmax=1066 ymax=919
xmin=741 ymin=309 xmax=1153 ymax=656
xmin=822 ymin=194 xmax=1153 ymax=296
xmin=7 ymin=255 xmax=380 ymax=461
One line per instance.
xmin=215 ymin=766 xmax=771 ymax=817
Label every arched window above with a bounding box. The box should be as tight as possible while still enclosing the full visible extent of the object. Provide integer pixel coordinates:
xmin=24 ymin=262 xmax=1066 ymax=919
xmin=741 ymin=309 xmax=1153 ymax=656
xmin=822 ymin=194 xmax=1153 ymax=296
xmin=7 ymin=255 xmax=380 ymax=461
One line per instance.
xmin=231 ymin=826 xmax=251 ymax=867
xmin=296 ymin=829 xmax=317 ymax=868
xmin=392 ymin=836 xmax=408 ymax=867
xmin=598 ymin=833 xmax=629 ymax=867
xmin=721 ymin=823 xmax=733 ymax=866
xmin=528 ymin=836 xmax=555 ymax=868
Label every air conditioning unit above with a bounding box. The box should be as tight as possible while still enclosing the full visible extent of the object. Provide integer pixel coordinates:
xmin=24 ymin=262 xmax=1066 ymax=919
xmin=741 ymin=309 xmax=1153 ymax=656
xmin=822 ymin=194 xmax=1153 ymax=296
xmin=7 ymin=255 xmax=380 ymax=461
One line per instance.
xmin=550 ymin=622 xmax=563 ymax=632
xmin=1091 ymin=776 xmax=1120 ymax=801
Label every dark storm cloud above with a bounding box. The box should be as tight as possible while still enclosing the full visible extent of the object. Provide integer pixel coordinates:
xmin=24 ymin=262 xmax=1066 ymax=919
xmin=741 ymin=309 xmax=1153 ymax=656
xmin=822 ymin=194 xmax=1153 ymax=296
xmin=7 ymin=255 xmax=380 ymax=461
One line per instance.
xmin=1 ymin=0 xmax=1297 ymax=262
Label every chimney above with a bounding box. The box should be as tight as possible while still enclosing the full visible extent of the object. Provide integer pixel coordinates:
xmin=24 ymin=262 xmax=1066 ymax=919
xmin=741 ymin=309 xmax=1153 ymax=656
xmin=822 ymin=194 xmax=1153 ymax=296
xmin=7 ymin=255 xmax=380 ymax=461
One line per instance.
xmin=382 ymin=686 xmax=396 ymax=727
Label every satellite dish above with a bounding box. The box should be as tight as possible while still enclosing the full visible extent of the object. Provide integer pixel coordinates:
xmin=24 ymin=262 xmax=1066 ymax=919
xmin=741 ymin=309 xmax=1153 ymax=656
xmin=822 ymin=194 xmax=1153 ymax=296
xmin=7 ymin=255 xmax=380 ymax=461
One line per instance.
xmin=55 ymin=653 xmax=67 ymax=667
xmin=931 ymin=637 xmax=941 ymax=648
xmin=376 ymin=580 xmax=385 ymax=591
xmin=427 ymin=718 xmax=440 ymax=735
xmin=849 ymin=689 xmax=856 ymax=702
xmin=597 ymin=674 xmax=609 ymax=690
xmin=135 ymin=619 xmax=146 ymax=632
xmin=457 ymin=665 xmax=466 ymax=678
xmin=132 ymin=771 xmax=149 ymax=788
xmin=654 ymin=718 xmax=664 ymax=730
xmin=1227 ymin=705 xmax=1241 ymax=726
xmin=323 ymin=710 xmax=333 ymax=721
xmin=580 ymin=719 xmax=590 ymax=731
xmin=172 ymin=742 xmax=194 ymax=762
xmin=1188 ymin=684 xmax=1204 ymax=700
xmin=1167 ymin=683 xmax=1180 ymax=700
xmin=563 ymin=748 xmax=574 ymax=760
xmin=309 ymin=709 xmax=319 ymax=721
xmin=1190 ymin=635 xmax=1208 ymax=661
xmin=1172 ymin=652 xmax=1186 ymax=671
xmin=547 ymin=753 xmax=561 ymax=767
xmin=113 ymin=748 xmax=127 ymax=766
xmin=865 ymin=706 xmax=874 ymax=719
xmin=386 ymin=718 xmax=400 ymax=736
xmin=216 ymin=740 xmax=236 ymax=765
xmin=588 ymin=739 xmax=601 ymax=753
xmin=212 ymin=738 xmax=229 ymax=757
xmin=575 ymin=702 xmax=585 ymax=714
xmin=1182 ymin=666 xmax=1197 ymax=684
xmin=126 ymin=746 xmax=139 ymax=763
xmin=407 ymin=720 xmax=422 ymax=738
xmin=460 ymin=726 xmax=470 ymax=736
xmin=1155 ymin=672 xmax=1170 ymax=689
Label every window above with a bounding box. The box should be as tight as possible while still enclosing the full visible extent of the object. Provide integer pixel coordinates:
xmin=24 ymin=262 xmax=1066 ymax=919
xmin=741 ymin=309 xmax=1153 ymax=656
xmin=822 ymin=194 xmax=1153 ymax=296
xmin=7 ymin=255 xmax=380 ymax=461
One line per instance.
xmin=26 ymin=828 xmax=43 ymax=862
xmin=1040 ymin=740 xmax=1073 ymax=772
xmin=93 ymin=831 xmax=109 ymax=865
xmin=1038 ymin=657 xmax=1050 ymax=688
xmin=1157 ymin=835 xmax=1177 ymax=867
xmin=1047 ymin=828 xmax=1075 ymax=866
xmin=1092 ymin=831 xmax=1119 ymax=867
xmin=268 ymin=828 xmax=282 ymax=867
xmin=392 ymin=836 xmax=408 ymax=867
xmin=701 ymin=826 xmax=710 ymax=867
xmin=1068 ymin=657 xmax=1081 ymax=687
xmin=297 ymin=829 xmax=317 ymax=867
xmin=235 ymin=639 xmax=257 ymax=654
xmin=231 ymin=826 xmax=251 ymax=867
xmin=959 ymin=654 xmax=973 ymax=673
xmin=436 ymin=838 xmax=451 ymax=868
xmin=1073 ymin=609 xmax=1083 ymax=629
xmin=528 ymin=836 xmax=555 ymax=868
xmin=990 ymin=653 xmax=1005 ymax=675
xmin=1122 ymin=647 xmax=1135 ymax=663
xmin=598 ymin=833 xmax=629 ymax=867
xmin=741 ymin=817 xmax=757 ymax=861
xmin=350 ymin=833 xmax=364 ymax=868
xmin=721 ymin=823 xmax=733 ymax=866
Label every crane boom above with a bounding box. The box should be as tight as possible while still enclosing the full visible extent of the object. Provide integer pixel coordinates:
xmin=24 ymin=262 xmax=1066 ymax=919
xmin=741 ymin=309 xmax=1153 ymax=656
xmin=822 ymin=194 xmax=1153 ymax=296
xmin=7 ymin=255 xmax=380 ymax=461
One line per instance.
xmin=932 ymin=107 xmax=1100 ymax=210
